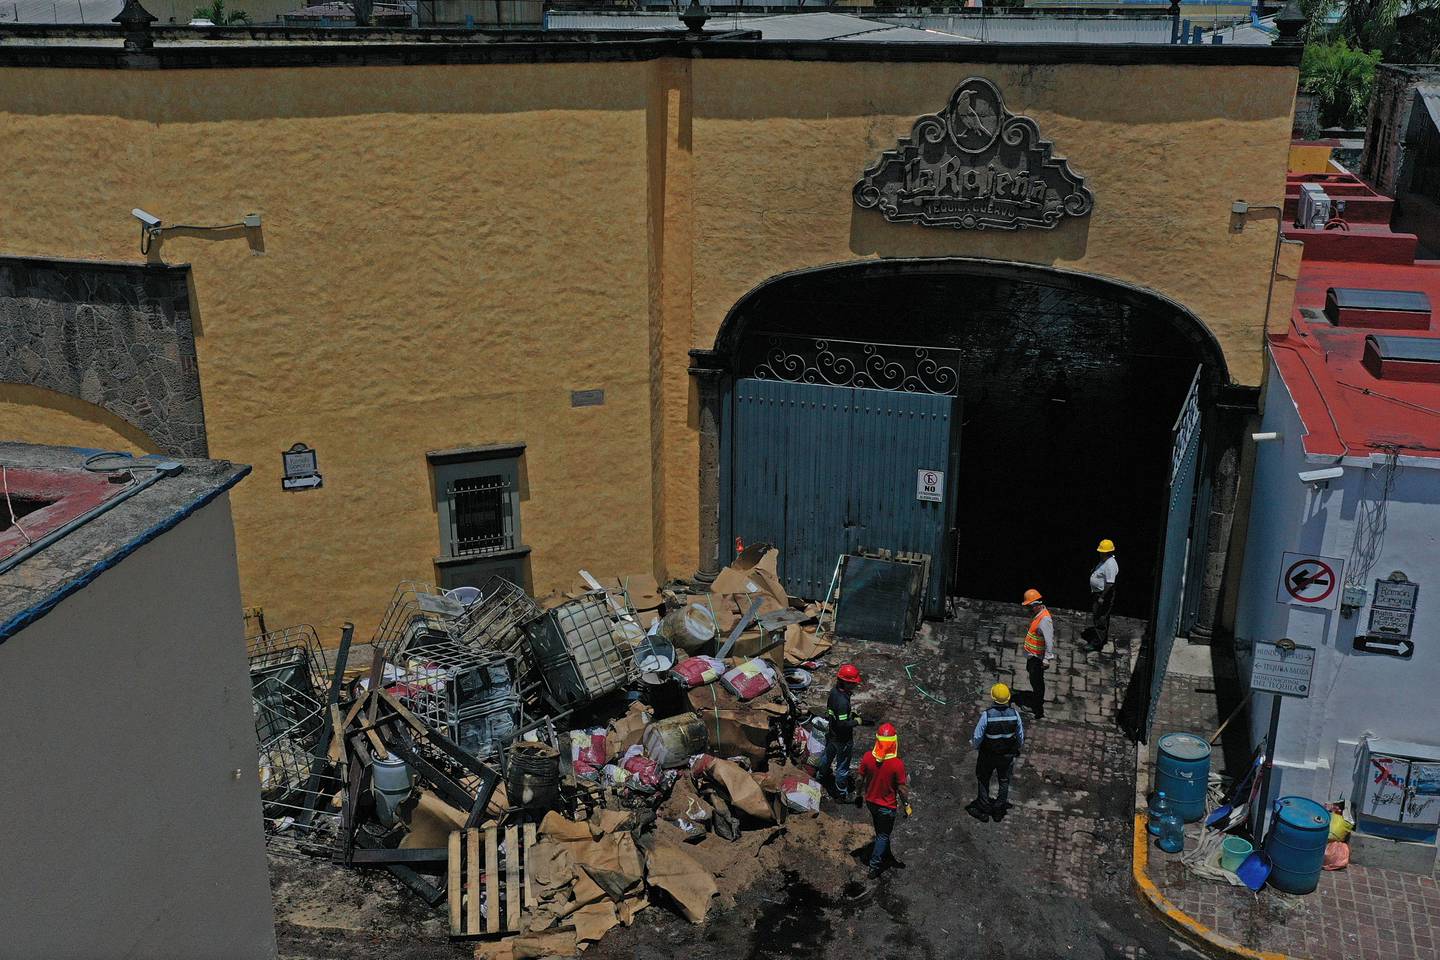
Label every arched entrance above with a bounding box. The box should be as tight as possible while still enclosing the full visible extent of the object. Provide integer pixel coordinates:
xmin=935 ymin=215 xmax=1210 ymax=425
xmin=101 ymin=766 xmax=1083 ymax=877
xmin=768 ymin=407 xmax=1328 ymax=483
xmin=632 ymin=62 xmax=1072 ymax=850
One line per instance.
xmin=704 ymin=258 xmax=1230 ymax=634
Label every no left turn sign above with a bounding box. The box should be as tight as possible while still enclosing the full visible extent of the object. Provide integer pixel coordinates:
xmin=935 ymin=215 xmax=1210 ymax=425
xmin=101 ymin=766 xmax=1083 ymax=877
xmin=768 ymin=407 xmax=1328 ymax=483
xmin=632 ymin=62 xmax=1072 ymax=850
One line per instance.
xmin=1276 ymin=551 xmax=1345 ymax=611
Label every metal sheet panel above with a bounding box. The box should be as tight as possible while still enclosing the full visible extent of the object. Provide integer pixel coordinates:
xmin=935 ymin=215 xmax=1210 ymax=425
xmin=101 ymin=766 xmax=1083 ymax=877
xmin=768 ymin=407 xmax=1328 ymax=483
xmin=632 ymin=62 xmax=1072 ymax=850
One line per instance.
xmin=730 ymin=379 xmax=955 ymax=617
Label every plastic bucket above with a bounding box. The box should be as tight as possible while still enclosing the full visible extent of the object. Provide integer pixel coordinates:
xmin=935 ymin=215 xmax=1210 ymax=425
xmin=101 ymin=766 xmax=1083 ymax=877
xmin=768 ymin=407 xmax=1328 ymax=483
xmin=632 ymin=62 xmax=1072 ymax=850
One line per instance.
xmin=1155 ymin=732 xmax=1212 ymax=823
xmin=1264 ymin=796 xmax=1330 ymax=894
xmin=1220 ymin=836 xmax=1253 ymax=872
xmin=371 ymin=752 xmax=412 ymax=826
xmin=660 ymin=604 xmax=717 ymax=654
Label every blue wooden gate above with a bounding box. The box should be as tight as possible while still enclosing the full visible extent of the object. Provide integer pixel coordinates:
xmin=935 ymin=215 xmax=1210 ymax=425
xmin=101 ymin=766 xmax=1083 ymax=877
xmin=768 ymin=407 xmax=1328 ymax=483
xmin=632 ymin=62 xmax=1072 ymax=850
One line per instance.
xmin=728 ymin=378 xmax=958 ymax=617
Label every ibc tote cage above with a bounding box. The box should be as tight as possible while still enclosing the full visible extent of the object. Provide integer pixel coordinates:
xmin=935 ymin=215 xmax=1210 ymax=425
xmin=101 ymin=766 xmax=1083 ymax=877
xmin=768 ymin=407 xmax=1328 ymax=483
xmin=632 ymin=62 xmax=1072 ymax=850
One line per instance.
xmin=247 ymin=624 xmax=341 ymax=858
xmin=373 ymin=576 xmax=542 ymax=665
xmin=388 ymin=641 xmax=525 ymax=762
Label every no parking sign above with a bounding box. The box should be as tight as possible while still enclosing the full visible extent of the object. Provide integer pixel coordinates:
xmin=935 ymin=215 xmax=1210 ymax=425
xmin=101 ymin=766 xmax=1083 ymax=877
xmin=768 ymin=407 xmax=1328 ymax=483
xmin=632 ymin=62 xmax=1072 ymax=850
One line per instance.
xmin=1276 ymin=551 xmax=1345 ymax=611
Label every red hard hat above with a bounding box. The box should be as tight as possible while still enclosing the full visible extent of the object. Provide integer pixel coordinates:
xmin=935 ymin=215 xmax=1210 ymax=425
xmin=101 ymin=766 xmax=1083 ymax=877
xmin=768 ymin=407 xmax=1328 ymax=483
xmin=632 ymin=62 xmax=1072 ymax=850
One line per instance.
xmin=876 ymin=722 xmax=897 ymax=738
xmin=837 ymin=664 xmax=862 ymax=684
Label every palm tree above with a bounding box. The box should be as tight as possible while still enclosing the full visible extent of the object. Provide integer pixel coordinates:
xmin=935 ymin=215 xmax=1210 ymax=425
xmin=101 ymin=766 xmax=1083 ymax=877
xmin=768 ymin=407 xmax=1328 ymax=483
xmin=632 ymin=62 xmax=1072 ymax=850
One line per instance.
xmin=193 ymin=0 xmax=251 ymax=24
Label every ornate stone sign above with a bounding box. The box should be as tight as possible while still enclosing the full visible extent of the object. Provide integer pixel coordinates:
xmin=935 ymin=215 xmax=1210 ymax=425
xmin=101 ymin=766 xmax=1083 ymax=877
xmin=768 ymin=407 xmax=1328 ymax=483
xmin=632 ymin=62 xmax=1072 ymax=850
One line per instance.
xmin=853 ymin=77 xmax=1094 ymax=231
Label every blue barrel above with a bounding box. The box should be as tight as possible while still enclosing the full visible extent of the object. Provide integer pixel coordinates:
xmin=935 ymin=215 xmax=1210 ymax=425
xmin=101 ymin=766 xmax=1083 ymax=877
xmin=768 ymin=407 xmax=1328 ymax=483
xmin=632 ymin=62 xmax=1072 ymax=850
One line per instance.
xmin=1155 ymin=733 xmax=1212 ymax=822
xmin=1264 ymin=796 xmax=1330 ymax=894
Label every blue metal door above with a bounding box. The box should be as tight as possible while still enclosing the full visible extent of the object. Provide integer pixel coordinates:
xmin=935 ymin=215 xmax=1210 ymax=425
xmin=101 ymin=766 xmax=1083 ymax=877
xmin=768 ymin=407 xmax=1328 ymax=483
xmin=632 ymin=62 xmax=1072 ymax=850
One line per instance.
xmin=1143 ymin=365 xmax=1204 ymax=733
xmin=729 ymin=378 xmax=957 ymax=617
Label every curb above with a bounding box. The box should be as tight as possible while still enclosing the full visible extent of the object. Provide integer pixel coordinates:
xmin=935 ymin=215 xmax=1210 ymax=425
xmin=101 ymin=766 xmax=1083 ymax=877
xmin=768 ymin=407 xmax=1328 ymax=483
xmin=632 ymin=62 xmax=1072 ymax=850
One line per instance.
xmin=1130 ymin=814 xmax=1295 ymax=960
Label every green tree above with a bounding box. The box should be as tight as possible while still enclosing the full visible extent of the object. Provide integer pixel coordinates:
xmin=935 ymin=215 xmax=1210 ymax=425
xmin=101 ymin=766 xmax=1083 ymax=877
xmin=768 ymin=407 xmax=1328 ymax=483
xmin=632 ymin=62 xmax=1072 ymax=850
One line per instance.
xmin=193 ymin=0 xmax=251 ymax=23
xmin=1300 ymin=38 xmax=1381 ymax=129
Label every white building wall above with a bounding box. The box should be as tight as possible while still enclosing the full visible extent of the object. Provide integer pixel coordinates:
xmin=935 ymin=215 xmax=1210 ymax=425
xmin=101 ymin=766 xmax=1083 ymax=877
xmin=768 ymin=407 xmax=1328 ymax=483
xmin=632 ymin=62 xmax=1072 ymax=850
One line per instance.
xmin=1234 ymin=353 xmax=1440 ymax=808
xmin=0 ymin=496 xmax=277 ymax=960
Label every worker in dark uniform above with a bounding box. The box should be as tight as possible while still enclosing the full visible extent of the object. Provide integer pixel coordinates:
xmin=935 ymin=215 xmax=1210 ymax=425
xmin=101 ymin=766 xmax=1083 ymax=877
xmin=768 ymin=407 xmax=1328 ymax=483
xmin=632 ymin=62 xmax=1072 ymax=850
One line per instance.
xmin=966 ymin=683 xmax=1025 ymax=822
xmin=1087 ymin=538 xmax=1119 ymax=653
xmin=820 ymin=663 xmax=864 ymax=800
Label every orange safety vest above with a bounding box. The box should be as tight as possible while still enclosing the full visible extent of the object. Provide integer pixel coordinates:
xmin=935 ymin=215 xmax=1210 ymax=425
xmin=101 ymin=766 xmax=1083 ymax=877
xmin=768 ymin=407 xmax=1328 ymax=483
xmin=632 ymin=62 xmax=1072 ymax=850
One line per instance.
xmin=1024 ymin=607 xmax=1051 ymax=657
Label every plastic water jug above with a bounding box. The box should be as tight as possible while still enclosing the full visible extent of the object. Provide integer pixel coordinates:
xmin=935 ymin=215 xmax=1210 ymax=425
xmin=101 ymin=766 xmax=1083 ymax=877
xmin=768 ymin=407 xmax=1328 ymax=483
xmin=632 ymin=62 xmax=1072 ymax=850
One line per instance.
xmin=1157 ymin=810 xmax=1185 ymax=853
xmin=1147 ymin=790 xmax=1170 ymax=837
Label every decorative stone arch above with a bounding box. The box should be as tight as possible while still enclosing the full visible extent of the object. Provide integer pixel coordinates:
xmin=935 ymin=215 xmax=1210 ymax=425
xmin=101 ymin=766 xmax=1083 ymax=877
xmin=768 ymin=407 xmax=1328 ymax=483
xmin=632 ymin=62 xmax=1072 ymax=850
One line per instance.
xmin=0 ymin=256 xmax=207 ymax=458
xmin=707 ymin=257 xmax=1231 ymax=385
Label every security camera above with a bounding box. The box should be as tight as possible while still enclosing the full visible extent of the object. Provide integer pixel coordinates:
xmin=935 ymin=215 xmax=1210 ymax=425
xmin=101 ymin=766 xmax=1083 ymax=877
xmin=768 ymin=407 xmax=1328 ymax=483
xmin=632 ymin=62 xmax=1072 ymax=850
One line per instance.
xmin=1298 ymin=466 xmax=1344 ymax=487
xmin=132 ymin=208 xmax=161 ymax=228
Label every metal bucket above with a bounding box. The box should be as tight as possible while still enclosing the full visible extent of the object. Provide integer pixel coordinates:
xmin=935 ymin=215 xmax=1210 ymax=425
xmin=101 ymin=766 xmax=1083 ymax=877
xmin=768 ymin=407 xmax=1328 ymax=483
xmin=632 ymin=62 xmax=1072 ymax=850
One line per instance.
xmin=660 ymin=604 xmax=717 ymax=654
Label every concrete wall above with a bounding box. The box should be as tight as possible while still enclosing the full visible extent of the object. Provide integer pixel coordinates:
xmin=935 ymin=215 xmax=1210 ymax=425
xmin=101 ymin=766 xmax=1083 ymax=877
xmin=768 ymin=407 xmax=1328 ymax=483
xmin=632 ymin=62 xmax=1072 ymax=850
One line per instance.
xmin=0 ymin=55 xmax=1298 ymax=638
xmin=1233 ymin=354 xmax=1440 ymax=806
xmin=0 ymin=496 xmax=277 ymax=960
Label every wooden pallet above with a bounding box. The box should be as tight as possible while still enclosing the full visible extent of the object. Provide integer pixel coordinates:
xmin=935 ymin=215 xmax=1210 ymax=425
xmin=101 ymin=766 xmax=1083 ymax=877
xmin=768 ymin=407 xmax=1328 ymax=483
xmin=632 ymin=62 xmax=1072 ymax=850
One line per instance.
xmin=448 ymin=822 xmax=537 ymax=939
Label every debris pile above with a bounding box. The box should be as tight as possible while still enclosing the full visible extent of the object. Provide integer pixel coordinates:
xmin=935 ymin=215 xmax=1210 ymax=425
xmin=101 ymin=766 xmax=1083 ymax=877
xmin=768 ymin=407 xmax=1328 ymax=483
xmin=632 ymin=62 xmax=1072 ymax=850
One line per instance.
xmin=248 ymin=546 xmax=850 ymax=957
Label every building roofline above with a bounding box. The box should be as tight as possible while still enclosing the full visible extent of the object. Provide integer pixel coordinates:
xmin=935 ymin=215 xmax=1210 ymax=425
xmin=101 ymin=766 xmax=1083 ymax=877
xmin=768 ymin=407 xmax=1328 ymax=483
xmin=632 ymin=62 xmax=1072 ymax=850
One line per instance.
xmin=0 ymin=28 xmax=1304 ymax=69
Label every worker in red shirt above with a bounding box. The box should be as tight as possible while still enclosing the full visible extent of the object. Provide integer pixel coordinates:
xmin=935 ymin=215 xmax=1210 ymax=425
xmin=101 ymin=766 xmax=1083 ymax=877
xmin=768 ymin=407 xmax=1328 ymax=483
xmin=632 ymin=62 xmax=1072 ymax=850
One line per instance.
xmin=854 ymin=722 xmax=910 ymax=880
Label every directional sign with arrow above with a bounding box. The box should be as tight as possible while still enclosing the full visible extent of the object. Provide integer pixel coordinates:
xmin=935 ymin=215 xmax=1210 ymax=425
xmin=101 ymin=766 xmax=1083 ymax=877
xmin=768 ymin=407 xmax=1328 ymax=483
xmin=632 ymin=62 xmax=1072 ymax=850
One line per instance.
xmin=1353 ymin=636 xmax=1415 ymax=659
xmin=1276 ymin=551 xmax=1345 ymax=611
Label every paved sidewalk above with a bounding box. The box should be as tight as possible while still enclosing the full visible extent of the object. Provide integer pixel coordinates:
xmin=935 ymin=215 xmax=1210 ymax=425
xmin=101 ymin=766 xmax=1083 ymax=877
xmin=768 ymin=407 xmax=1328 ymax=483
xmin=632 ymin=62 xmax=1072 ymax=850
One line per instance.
xmin=1141 ymin=641 xmax=1440 ymax=960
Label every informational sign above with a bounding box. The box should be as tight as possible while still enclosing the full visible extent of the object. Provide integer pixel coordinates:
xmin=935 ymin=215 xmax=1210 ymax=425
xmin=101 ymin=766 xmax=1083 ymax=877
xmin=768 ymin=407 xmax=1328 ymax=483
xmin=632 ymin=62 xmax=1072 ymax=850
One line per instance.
xmin=281 ymin=442 xmax=323 ymax=492
xmin=1353 ymin=635 xmax=1415 ymax=659
xmin=1373 ymin=577 xmax=1419 ymax=613
xmin=1367 ymin=607 xmax=1415 ymax=639
xmin=915 ymin=469 xmax=944 ymax=503
xmin=1276 ymin=551 xmax=1345 ymax=610
xmin=570 ymin=389 xmax=605 ymax=407
xmin=1250 ymin=642 xmax=1316 ymax=697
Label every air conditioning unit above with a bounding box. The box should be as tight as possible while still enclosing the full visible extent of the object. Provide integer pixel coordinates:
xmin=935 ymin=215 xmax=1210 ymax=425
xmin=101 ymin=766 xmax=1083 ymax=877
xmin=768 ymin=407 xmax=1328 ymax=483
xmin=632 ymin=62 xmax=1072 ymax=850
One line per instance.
xmin=1297 ymin=183 xmax=1332 ymax=230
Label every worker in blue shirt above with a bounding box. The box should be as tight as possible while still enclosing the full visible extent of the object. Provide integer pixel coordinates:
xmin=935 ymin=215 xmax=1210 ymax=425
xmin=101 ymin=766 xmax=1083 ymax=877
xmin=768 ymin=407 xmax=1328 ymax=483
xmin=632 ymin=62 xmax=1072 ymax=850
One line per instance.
xmin=966 ymin=683 xmax=1024 ymax=823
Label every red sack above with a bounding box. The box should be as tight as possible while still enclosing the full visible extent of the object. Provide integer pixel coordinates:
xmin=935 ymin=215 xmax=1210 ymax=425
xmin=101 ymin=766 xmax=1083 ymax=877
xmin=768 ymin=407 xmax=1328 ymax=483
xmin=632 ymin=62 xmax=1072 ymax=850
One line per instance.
xmin=1323 ymin=840 xmax=1350 ymax=871
xmin=623 ymin=754 xmax=662 ymax=789
xmin=672 ymin=656 xmax=725 ymax=689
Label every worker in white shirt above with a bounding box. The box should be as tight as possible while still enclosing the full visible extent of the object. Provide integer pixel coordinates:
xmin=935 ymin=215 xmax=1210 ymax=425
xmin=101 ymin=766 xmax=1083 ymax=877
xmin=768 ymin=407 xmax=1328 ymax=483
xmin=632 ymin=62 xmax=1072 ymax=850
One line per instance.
xmin=1086 ymin=539 xmax=1119 ymax=653
xmin=1020 ymin=589 xmax=1055 ymax=719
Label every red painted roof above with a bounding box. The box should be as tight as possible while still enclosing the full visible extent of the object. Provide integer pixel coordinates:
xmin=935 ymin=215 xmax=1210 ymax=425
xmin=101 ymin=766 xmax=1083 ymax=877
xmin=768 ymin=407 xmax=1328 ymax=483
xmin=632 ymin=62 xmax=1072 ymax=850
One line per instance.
xmin=1271 ymin=255 xmax=1440 ymax=460
xmin=0 ymin=466 xmax=126 ymax=562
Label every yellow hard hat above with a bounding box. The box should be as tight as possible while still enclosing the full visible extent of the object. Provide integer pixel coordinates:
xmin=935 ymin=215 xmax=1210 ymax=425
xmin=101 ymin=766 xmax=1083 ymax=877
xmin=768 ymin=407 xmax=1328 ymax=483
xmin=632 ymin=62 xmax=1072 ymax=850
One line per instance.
xmin=1097 ymin=539 xmax=1115 ymax=553
xmin=1022 ymin=588 xmax=1043 ymax=605
xmin=991 ymin=683 xmax=1011 ymax=705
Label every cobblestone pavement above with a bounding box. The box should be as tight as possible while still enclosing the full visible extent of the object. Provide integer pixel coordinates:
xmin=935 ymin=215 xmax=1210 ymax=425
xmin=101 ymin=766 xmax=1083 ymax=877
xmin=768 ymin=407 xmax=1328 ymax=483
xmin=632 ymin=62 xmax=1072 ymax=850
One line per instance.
xmin=1147 ymin=645 xmax=1440 ymax=960
xmin=591 ymin=597 xmax=1196 ymax=960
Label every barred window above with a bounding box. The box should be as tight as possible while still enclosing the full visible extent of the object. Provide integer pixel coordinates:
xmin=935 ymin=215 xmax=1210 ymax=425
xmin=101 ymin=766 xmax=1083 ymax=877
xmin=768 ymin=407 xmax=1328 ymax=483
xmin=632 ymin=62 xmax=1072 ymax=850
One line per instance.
xmin=446 ymin=474 xmax=515 ymax=556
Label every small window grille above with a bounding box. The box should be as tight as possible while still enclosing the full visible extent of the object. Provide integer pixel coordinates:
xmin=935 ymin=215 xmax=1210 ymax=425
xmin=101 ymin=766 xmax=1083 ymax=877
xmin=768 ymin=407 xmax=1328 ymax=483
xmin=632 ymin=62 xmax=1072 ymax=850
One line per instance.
xmin=447 ymin=474 xmax=515 ymax=556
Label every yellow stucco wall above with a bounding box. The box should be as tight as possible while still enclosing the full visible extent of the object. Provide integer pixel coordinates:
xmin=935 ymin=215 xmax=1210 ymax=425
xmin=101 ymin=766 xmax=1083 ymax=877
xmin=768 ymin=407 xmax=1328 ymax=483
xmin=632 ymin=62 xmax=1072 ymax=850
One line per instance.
xmin=0 ymin=54 xmax=1296 ymax=639
xmin=1287 ymin=141 xmax=1336 ymax=174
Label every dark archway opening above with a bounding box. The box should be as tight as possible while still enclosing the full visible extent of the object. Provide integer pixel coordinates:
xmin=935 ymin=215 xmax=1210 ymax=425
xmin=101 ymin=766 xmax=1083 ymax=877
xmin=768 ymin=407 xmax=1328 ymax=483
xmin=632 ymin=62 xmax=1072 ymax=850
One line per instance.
xmin=717 ymin=259 xmax=1227 ymax=619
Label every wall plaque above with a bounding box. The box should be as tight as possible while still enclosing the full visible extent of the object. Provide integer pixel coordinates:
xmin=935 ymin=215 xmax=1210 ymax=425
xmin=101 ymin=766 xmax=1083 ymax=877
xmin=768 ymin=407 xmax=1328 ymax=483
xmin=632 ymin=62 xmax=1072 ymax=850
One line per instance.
xmin=854 ymin=77 xmax=1094 ymax=232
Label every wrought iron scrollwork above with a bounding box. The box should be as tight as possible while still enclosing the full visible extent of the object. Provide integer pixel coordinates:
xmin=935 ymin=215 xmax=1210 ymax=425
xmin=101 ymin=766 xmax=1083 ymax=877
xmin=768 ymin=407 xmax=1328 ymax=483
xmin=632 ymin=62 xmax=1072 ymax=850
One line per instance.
xmin=750 ymin=335 xmax=959 ymax=396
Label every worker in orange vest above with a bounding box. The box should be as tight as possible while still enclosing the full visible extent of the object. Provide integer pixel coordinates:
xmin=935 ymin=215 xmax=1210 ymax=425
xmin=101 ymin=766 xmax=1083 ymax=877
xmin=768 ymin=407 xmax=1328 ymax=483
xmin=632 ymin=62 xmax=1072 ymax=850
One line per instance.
xmin=1021 ymin=588 xmax=1055 ymax=719
xmin=855 ymin=722 xmax=910 ymax=880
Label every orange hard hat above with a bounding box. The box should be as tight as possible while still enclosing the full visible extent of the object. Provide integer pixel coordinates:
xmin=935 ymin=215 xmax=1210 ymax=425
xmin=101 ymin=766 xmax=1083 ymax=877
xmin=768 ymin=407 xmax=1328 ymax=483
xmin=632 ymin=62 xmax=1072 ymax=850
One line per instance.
xmin=876 ymin=722 xmax=897 ymax=738
xmin=837 ymin=664 xmax=862 ymax=684
xmin=1022 ymin=588 xmax=1043 ymax=605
